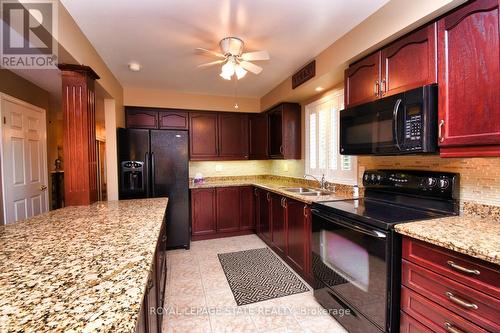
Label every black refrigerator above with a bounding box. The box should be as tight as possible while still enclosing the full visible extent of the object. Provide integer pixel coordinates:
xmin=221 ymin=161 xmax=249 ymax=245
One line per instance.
xmin=118 ymin=128 xmax=189 ymax=249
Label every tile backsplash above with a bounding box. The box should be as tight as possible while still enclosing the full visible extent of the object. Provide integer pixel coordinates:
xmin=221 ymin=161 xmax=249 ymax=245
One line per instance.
xmin=358 ymin=156 xmax=500 ymax=206
xmin=189 ymin=159 xmax=305 ymax=178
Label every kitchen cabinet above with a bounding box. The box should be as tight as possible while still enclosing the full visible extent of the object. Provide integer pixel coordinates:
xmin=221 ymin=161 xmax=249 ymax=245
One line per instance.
xmin=345 ymin=52 xmax=381 ymax=107
xmin=218 ymin=113 xmax=249 ymax=159
xmin=216 ymin=187 xmax=240 ymax=232
xmin=189 ymin=112 xmax=219 ymax=160
xmin=255 ymin=189 xmax=272 ymax=243
xmin=248 ymin=113 xmax=269 ymax=159
xmin=270 ymin=193 xmax=286 ymax=255
xmin=401 ymin=237 xmax=500 ymax=333
xmin=191 ymin=188 xmax=216 ymax=236
xmin=159 ymin=111 xmax=189 ymax=130
xmin=286 ymin=199 xmax=311 ymax=278
xmin=345 ymin=23 xmax=437 ymax=107
xmin=381 ymin=23 xmax=437 ymax=97
xmin=240 ymin=186 xmax=255 ymax=230
xmin=267 ymin=103 xmax=301 ymax=159
xmin=437 ymin=0 xmax=500 ymax=157
xmin=126 ymin=108 xmax=158 ymax=129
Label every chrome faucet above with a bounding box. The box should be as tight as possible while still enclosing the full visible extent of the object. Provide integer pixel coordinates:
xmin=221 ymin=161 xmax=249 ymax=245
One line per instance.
xmin=304 ymin=174 xmax=327 ymax=189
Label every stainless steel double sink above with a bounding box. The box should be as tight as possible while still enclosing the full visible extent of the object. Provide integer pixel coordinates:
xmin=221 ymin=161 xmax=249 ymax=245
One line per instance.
xmin=281 ymin=187 xmax=332 ymax=197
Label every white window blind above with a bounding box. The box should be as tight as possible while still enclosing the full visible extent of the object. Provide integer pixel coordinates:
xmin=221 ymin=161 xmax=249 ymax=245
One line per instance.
xmin=305 ymin=89 xmax=357 ymax=185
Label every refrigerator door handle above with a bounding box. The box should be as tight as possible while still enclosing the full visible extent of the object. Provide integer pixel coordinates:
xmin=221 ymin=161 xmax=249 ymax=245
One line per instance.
xmin=144 ymin=152 xmax=150 ymax=197
xmin=151 ymin=152 xmax=156 ymax=197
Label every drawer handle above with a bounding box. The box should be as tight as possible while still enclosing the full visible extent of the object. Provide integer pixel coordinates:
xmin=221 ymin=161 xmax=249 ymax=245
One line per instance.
xmin=444 ymin=322 xmax=466 ymax=333
xmin=447 ymin=261 xmax=480 ymax=276
xmin=445 ymin=292 xmax=478 ymax=310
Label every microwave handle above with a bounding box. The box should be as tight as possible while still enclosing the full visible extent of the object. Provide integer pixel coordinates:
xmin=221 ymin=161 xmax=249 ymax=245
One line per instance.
xmin=311 ymin=209 xmax=387 ymax=239
xmin=393 ymin=98 xmax=402 ymax=150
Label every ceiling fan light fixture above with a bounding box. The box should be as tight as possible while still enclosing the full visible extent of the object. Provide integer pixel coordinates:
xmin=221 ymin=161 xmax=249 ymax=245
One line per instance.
xmin=235 ymin=65 xmax=247 ymax=79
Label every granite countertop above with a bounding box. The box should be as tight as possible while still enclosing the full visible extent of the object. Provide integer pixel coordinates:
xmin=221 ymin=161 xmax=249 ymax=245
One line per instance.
xmin=395 ymin=214 xmax=500 ymax=265
xmin=190 ymin=179 xmax=355 ymax=203
xmin=0 ymin=198 xmax=168 ymax=333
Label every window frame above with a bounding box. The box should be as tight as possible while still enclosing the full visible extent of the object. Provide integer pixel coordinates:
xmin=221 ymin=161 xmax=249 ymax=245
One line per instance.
xmin=305 ymin=89 xmax=357 ymax=185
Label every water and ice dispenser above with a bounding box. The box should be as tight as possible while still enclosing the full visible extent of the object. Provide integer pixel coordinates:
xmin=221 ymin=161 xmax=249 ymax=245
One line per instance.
xmin=120 ymin=161 xmax=145 ymax=193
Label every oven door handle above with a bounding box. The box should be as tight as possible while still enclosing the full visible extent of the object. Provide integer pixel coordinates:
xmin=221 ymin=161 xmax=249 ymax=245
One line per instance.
xmin=311 ymin=209 xmax=387 ymax=239
xmin=392 ymin=98 xmax=402 ymax=151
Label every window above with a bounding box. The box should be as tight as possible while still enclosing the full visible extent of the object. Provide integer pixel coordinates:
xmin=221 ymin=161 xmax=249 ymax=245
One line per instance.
xmin=305 ymin=89 xmax=357 ymax=185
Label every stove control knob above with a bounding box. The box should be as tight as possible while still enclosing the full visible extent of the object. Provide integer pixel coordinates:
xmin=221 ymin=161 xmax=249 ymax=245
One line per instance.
xmin=376 ymin=175 xmax=382 ymax=182
xmin=371 ymin=174 xmax=376 ymax=181
xmin=438 ymin=179 xmax=449 ymax=189
xmin=427 ymin=177 xmax=437 ymax=187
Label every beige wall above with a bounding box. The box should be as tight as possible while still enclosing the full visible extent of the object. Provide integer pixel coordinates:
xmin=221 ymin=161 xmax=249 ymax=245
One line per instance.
xmin=124 ymin=87 xmax=260 ymax=113
xmin=260 ymin=0 xmax=465 ymax=110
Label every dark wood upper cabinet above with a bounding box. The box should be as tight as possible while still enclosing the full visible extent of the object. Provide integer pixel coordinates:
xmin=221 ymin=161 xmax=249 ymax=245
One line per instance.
xmin=216 ymin=187 xmax=240 ymax=232
xmin=437 ymin=0 xmax=500 ymax=157
xmin=191 ymin=188 xmax=216 ymax=236
xmin=345 ymin=52 xmax=381 ymax=108
xmin=248 ymin=113 xmax=269 ymax=159
xmin=268 ymin=103 xmax=301 ymax=159
xmin=159 ymin=111 xmax=189 ymax=130
xmin=239 ymin=186 xmax=255 ymax=230
xmin=286 ymin=199 xmax=310 ymax=277
xmin=270 ymin=194 xmax=286 ymax=256
xmin=189 ymin=112 xmax=219 ymax=160
xmin=381 ymin=23 xmax=437 ymax=97
xmin=126 ymin=108 xmax=159 ymax=129
xmin=218 ymin=113 xmax=249 ymax=159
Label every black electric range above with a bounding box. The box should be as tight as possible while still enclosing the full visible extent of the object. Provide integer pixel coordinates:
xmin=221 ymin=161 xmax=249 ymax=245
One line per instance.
xmin=311 ymin=170 xmax=459 ymax=333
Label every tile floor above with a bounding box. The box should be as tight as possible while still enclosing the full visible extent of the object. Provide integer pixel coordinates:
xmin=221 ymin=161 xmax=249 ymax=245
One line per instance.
xmin=163 ymin=235 xmax=348 ymax=333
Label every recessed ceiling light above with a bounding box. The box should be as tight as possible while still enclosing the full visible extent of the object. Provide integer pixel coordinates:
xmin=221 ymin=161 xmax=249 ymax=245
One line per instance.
xmin=315 ymin=86 xmax=324 ymax=92
xmin=128 ymin=62 xmax=141 ymax=72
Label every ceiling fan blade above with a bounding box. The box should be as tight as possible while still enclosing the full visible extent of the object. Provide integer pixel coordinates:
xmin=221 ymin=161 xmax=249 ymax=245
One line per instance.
xmin=197 ymin=60 xmax=226 ymax=68
xmin=195 ymin=47 xmax=225 ymax=58
xmin=241 ymin=50 xmax=270 ymax=61
xmin=239 ymin=61 xmax=263 ymax=74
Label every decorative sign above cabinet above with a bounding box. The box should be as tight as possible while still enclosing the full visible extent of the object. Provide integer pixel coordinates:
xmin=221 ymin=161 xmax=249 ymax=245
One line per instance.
xmin=292 ymin=60 xmax=315 ymax=89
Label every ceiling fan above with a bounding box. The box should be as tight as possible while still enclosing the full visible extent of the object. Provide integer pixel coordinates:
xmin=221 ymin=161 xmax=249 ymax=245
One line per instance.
xmin=197 ymin=37 xmax=270 ymax=80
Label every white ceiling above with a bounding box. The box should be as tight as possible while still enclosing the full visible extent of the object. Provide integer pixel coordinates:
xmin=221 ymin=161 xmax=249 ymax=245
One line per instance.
xmin=61 ymin=0 xmax=389 ymax=98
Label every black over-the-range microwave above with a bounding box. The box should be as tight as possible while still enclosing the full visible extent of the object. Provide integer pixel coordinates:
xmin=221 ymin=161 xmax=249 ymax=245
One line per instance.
xmin=340 ymin=84 xmax=438 ymax=155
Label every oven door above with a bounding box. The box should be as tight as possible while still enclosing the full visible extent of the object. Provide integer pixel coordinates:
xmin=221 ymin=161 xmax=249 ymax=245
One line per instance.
xmin=340 ymin=93 xmax=404 ymax=155
xmin=311 ymin=208 xmax=390 ymax=332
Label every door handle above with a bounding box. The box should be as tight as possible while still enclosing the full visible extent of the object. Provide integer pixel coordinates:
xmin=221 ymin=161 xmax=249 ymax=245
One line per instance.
xmin=381 ymin=79 xmax=386 ymax=96
xmin=374 ymin=80 xmax=380 ymax=97
xmin=438 ymin=119 xmax=445 ymax=142
xmin=40 ymin=185 xmax=47 ymax=191
xmin=392 ymin=98 xmax=402 ymax=150
xmin=144 ymin=152 xmax=150 ymax=196
xmin=151 ymin=152 xmax=156 ymax=197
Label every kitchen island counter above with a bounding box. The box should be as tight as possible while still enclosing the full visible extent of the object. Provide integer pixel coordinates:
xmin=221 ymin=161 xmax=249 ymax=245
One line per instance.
xmin=0 ymin=198 xmax=168 ymax=333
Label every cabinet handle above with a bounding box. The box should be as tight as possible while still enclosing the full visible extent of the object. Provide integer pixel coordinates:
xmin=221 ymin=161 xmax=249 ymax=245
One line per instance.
xmin=445 ymin=292 xmax=478 ymax=310
xmin=254 ymin=188 xmax=258 ymax=197
xmin=279 ymin=146 xmax=284 ymax=155
xmin=444 ymin=322 xmax=466 ymax=333
xmin=266 ymin=192 xmax=271 ymax=201
xmin=381 ymin=79 xmax=386 ymax=96
xmin=303 ymin=205 xmax=308 ymax=218
xmin=374 ymin=80 xmax=379 ymax=97
xmin=147 ymin=277 xmax=154 ymax=290
xmin=438 ymin=119 xmax=445 ymax=142
xmin=282 ymin=198 xmax=287 ymax=208
xmin=447 ymin=261 xmax=480 ymax=276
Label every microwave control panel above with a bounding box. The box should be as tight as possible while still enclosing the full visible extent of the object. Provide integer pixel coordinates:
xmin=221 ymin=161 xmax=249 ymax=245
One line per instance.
xmin=403 ymin=105 xmax=423 ymax=150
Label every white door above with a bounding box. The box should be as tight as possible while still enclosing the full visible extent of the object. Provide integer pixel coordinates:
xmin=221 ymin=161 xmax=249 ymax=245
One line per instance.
xmin=0 ymin=93 xmax=48 ymax=224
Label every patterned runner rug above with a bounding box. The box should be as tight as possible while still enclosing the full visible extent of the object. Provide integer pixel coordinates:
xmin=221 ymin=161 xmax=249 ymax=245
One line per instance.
xmin=218 ymin=248 xmax=309 ymax=305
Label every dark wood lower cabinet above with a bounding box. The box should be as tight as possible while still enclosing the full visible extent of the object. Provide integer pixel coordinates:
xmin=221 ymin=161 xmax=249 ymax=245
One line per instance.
xmin=216 ymin=187 xmax=241 ymax=232
xmin=135 ymin=219 xmax=168 ymax=333
xmin=191 ymin=188 xmax=217 ymax=237
xmin=240 ymin=186 xmax=255 ymax=230
xmin=271 ymin=193 xmax=286 ymax=256
xmin=255 ymin=188 xmax=271 ymax=243
xmin=286 ymin=200 xmax=311 ymax=278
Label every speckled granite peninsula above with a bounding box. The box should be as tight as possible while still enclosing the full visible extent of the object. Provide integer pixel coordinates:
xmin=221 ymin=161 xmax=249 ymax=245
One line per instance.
xmin=0 ymin=198 xmax=168 ymax=333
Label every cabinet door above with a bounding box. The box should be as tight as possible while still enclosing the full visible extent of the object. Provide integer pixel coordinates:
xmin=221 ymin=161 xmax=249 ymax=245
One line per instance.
xmin=216 ymin=187 xmax=240 ymax=232
xmin=281 ymin=103 xmax=301 ymax=159
xmin=345 ymin=52 xmax=381 ymax=107
xmin=126 ymin=108 xmax=158 ymax=129
xmin=259 ymin=191 xmax=271 ymax=242
xmin=400 ymin=311 xmax=433 ymax=333
xmin=191 ymin=188 xmax=216 ymax=236
xmin=438 ymin=0 xmax=500 ymax=155
xmin=240 ymin=186 xmax=255 ymax=230
xmin=271 ymin=194 xmax=286 ymax=255
xmin=268 ymin=106 xmax=283 ymax=158
xmin=218 ymin=113 xmax=249 ymax=159
xmin=146 ymin=267 xmax=158 ymax=333
xmin=189 ymin=113 xmax=218 ymax=160
xmin=249 ymin=113 xmax=268 ymax=159
xmin=381 ymin=23 xmax=437 ymax=97
xmin=159 ymin=111 xmax=189 ymax=130
xmin=286 ymin=200 xmax=309 ymax=275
